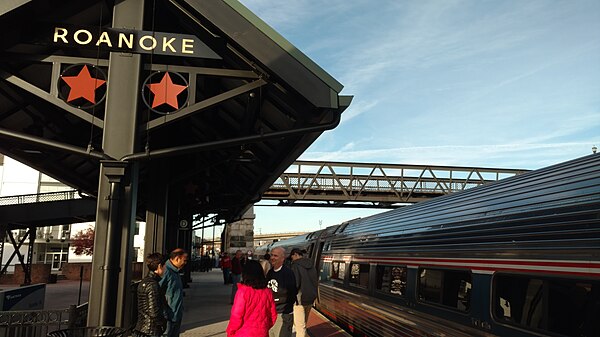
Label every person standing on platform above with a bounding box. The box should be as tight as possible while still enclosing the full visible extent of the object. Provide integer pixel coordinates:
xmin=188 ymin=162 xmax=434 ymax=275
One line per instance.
xmin=267 ymin=247 xmax=296 ymax=337
xmin=160 ymin=248 xmax=188 ymax=337
xmin=259 ymin=253 xmax=271 ymax=276
xmin=230 ymin=250 xmax=243 ymax=304
xmin=221 ymin=252 xmax=232 ymax=284
xmin=133 ymin=253 xmax=167 ymax=337
xmin=290 ymin=248 xmax=318 ymax=337
xmin=226 ymin=260 xmax=277 ymax=337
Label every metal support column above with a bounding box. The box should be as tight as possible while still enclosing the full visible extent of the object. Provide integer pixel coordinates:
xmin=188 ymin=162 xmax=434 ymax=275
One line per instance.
xmin=0 ymin=225 xmax=5 ymax=277
xmin=178 ymin=213 xmax=193 ymax=286
xmin=117 ymin=161 xmax=139 ymax=329
xmin=164 ymin=188 xmax=181 ymax=252
xmin=24 ymin=227 xmax=35 ymax=285
xmin=87 ymin=0 xmax=144 ymax=327
xmin=99 ymin=161 xmax=127 ymax=325
xmin=143 ymin=162 xmax=169 ymax=273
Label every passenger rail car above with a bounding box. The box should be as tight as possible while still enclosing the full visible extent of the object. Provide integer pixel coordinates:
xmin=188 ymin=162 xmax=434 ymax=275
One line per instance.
xmin=262 ymin=155 xmax=600 ymax=337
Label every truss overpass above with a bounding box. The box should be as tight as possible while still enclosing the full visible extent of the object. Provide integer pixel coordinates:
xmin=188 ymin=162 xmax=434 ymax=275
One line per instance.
xmin=263 ymin=161 xmax=527 ymax=208
xmin=0 ymin=161 xmax=527 ymax=226
xmin=0 ymin=160 xmax=525 ymax=284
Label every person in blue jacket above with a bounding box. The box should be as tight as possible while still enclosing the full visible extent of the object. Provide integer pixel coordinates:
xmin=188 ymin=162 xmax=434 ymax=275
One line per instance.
xmin=160 ymin=248 xmax=188 ymax=337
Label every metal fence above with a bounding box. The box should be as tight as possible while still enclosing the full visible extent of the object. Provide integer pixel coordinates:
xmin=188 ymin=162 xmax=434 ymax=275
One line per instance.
xmin=0 ymin=190 xmax=81 ymax=206
xmin=0 ymin=303 xmax=88 ymax=337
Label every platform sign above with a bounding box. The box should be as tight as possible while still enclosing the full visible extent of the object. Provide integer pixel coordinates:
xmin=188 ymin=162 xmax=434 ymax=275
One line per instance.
xmin=0 ymin=283 xmax=45 ymax=311
xmin=52 ymin=25 xmax=221 ymax=59
xmin=179 ymin=219 xmax=190 ymax=230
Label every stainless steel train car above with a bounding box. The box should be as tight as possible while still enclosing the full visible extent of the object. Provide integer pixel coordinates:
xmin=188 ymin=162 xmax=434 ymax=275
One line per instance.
xmin=257 ymin=154 xmax=600 ymax=337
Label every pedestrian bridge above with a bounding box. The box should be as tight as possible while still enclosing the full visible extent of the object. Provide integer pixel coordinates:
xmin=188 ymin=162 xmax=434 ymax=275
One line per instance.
xmin=0 ymin=160 xmax=527 ymax=227
xmin=263 ymin=160 xmax=526 ymax=207
xmin=0 ymin=160 xmax=525 ymax=288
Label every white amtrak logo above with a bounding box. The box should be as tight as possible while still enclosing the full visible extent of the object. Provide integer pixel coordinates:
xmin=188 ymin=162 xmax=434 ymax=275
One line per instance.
xmin=268 ymin=279 xmax=279 ymax=297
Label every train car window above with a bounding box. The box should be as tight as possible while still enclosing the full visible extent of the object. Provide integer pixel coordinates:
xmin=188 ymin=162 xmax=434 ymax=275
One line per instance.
xmin=418 ymin=268 xmax=472 ymax=312
xmin=376 ymin=265 xmax=407 ymax=296
xmin=331 ymin=261 xmax=345 ymax=281
xmin=349 ymin=263 xmax=370 ymax=288
xmin=308 ymin=243 xmax=315 ymax=258
xmin=493 ymin=274 xmax=600 ymax=336
xmin=321 ymin=261 xmax=331 ymax=282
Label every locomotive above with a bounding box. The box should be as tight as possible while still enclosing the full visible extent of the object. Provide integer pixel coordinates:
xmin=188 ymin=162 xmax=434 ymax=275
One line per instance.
xmin=256 ymin=154 xmax=600 ymax=337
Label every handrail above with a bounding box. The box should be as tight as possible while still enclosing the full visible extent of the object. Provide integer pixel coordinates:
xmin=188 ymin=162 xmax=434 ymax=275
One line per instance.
xmin=0 ymin=303 xmax=88 ymax=336
xmin=0 ymin=190 xmax=81 ymax=206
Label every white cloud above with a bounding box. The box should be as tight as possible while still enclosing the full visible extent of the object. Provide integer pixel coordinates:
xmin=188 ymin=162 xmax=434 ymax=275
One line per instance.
xmin=340 ymin=99 xmax=378 ymax=123
xmin=301 ymin=142 xmax=599 ymax=169
xmin=238 ymin=0 xmax=600 ymax=233
xmin=241 ymin=0 xmax=600 ymax=170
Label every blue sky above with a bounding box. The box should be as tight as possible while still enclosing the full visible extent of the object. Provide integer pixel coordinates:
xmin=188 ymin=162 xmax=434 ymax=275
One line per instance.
xmin=237 ymin=0 xmax=600 ymax=234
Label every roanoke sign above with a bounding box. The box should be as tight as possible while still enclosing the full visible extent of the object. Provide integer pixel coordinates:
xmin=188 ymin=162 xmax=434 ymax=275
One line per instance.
xmin=52 ymin=26 xmax=221 ymax=59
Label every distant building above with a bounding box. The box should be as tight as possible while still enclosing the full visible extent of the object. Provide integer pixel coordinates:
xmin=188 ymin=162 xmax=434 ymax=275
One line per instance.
xmin=254 ymin=232 xmax=307 ymax=248
xmin=0 ymin=155 xmax=146 ymax=273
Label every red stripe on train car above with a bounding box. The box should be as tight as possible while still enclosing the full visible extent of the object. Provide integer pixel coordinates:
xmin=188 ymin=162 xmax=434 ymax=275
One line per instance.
xmin=338 ymin=257 xmax=600 ymax=276
xmin=320 ymin=308 xmax=338 ymax=321
xmin=351 ymin=256 xmax=600 ymax=269
xmin=470 ymin=266 xmax=600 ymax=278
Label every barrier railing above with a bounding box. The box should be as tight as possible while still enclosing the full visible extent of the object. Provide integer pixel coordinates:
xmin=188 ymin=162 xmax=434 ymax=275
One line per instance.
xmin=0 ymin=303 xmax=88 ymax=337
xmin=0 ymin=190 xmax=80 ymax=206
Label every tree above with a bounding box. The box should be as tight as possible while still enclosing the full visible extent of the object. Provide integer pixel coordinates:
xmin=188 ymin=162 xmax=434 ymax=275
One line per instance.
xmin=71 ymin=227 xmax=95 ymax=256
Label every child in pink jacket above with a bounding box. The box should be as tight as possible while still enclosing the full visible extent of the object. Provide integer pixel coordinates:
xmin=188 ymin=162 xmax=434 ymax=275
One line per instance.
xmin=227 ymin=260 xmax=278 ymax=337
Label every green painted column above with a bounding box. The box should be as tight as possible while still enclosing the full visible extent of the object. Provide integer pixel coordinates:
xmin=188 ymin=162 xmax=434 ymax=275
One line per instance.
xmin=87 ymin=0 xmax=144 ymax=327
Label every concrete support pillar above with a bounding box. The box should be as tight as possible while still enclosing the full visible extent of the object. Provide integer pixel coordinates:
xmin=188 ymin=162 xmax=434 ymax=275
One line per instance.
xmin=224 ymin=207 xmax=255 ymax=254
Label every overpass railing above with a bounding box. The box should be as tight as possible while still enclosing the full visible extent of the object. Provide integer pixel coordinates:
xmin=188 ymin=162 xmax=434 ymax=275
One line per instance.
xmin=0 ymin=161 xmax=527 ymax=208
xmin=263 ymin=161 xmax=527 ymax=206
xmin=0 ymin=190 xmax=81 ymax=206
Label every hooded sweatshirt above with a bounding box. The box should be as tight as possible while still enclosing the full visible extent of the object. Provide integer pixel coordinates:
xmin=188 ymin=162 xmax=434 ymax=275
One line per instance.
xmin=291 ymin=257 xmax=318 ymax=305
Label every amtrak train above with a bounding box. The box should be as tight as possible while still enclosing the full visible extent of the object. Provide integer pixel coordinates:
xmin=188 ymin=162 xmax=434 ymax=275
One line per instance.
xmin=256 ymin=154 xmax=600 ymax=337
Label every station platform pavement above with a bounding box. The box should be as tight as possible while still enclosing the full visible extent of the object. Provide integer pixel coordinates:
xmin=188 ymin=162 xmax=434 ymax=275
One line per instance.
xmin=180 ymin=269 xmax=351 ymax=337
xmin=38 ymin=269 xmax=350 ymax=337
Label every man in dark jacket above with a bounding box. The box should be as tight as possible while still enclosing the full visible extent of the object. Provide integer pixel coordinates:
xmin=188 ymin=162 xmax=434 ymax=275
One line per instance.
xmin=267 ymin=247 xmax=296 ymax=337
xmin=160 ymin=248 xmax=188 ymax=337
xmin=290 ymin=248 xmax=318 ymax=337
xmin=134 ymin=252 xmax=167 ymax=337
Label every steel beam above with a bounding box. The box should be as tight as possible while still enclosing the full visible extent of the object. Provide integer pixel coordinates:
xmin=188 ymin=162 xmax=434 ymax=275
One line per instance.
xmin=0 ymin=0 xmax=31 ymax=16
xmin=123 ymin=109 xmax=341 ymax=161
xmin=145 ymin=78 xmax=267 ymax=131
xmin=2 ymin=230 xmax=28 ymax=277
xmin=262 ymin=161 xmax=527 ymax=205
xmin=143 ymin=162 xmax=169 ymax=274
xmin=43 ymin=55 xmax=110 ymax=67
xmin=87 ymin=0 xmax=143 ymax=327
xmin=146 ymin=64 xmax=259 ymax=79
xmin=0 ymin=71 xmax=104 ymax=128
xmin=0 ymin=127 xmax=111 ymax=160
xmin=24 ymin=227 xmax=34 ymax=285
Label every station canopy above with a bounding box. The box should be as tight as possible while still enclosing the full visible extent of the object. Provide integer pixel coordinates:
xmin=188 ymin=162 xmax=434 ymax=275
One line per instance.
xmin=0 ymin=0 xmax=351 ymax=222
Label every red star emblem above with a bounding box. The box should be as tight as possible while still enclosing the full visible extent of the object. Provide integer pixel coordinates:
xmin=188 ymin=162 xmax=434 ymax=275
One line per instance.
xmin=61 ymin=65 xmax=106 ymax=104
xmin=146 ymin=72 xmax=187 ymax=109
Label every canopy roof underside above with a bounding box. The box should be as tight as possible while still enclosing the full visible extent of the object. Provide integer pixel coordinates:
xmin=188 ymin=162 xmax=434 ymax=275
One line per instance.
xmin=0 ymin=0 xmax=351 ymax=222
